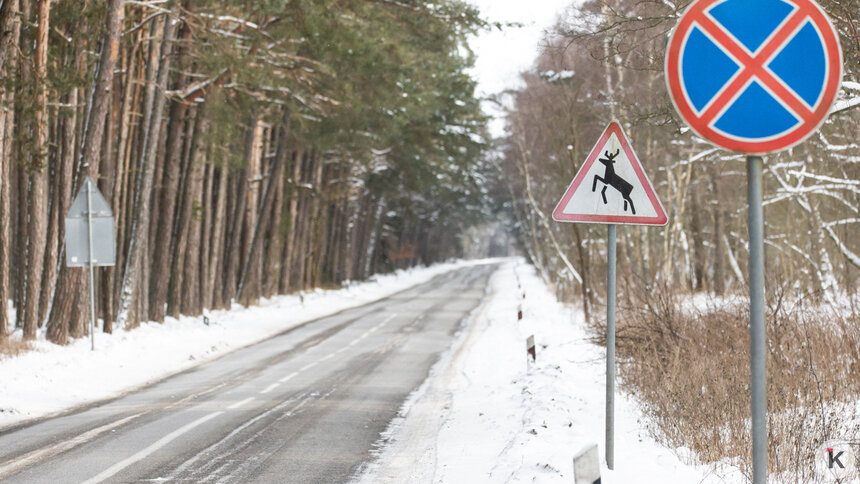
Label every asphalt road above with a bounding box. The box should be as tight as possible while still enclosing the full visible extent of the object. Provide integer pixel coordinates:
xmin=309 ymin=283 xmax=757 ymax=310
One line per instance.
xmin=0 ymin=263 xmax=497 ymax=483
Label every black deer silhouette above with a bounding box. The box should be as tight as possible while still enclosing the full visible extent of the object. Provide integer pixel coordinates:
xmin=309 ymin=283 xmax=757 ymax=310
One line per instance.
xmin=592 ymin=149 xmax=635 ymax=214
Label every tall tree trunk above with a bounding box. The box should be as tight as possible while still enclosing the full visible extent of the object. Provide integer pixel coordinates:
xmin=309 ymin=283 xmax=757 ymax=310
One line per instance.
xmin=179 ymin=147 xmax=205 ymax=316
xmin=38 ymin=88 xmax=76 ymax=327
xmin=690 ymin=186 xmax=706 ymax=292
xmin=238 ymin=114 xmax=290 ymax=305
xmin=0 ymin=103 xmax=11 ymax=343
xmin=363 ymin=197 xmax=386 ymax=279
xmin=99 ymin=56 xmax=123 ymax=334
xmin=117 ymin=12 xmax=174 ymax=328
xmin=168 ymin=106 xmax=205 ymax=317
xmin=149 ymin=99 xmax=189 ymax=321
xmin=279 ymin=148 xmax=303 ymax=293
xmin=112 ymin=30 xmax=143 ymax=312
xmin=206 ymin=165 xmax=229 ymax=309
xmin=711 ymin=164 xmax=725 ymax=295
xmin=263 ymin=158 xmax=286 ymax=297
xmin=0 ymin=0 xmax=19 ymax=342
xmin=23 ymin=0 xmax=52 ymax=340
xmin=149 ymin=3 xmax=193 ymax=321
xmin=198 ymin=162 xmax=214 ymax=306
xmin=14 ymin=160 xmax=27 ymax=330
xmin=221 ymin=114 xmax=257 ymax=304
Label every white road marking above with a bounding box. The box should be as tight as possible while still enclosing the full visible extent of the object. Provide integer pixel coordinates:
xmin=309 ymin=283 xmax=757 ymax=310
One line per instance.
xmin=260 ymin=383 xmax=279 ymax=394
xmin=279 ymin=371 xmax=298 ymax=383
xmin=0 ymin=413 xmax=143 ymax=480
xmin=82 ymin=411 xmax=223 ymax=484
xmin=227 ymin=397 xmax=255 ymax=410
xmin=256 ymin=313 xmax=400 ymax=403
xmin=161 ymin=393 xmax=314 ymax=481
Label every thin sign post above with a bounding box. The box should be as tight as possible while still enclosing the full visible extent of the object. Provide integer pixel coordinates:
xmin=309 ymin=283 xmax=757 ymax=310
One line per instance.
xmin=747 ymin=155 xmax=766 ymax=481
xmin=87 ymin=181 xmax=96 ymax=351
xmin=605 ymin=223 xmax=616 ymax=469
xmin=553 ymin=121 xmax=667 ymax=469
xmin=666 ymin=0 xmax=842 ymax=480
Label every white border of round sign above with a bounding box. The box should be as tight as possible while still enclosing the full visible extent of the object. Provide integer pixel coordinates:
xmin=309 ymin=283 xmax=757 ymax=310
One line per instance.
xmin=665 ymin=0 xmax=843 ymax=154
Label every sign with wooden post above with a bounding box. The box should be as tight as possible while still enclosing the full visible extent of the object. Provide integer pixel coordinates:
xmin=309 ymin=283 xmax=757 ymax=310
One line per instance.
xmin=553 ymin=121 xmax=668 ymax=471
xmin=64 ymin=177 xmax=116 ymax=350
xmin=665 ymin=0 xmax=842 ymax=481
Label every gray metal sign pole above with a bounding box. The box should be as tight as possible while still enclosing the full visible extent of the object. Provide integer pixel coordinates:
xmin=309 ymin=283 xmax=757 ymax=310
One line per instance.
xmin=747 ymin=155 xmax=766 ymax=483
xmin=606 ymin=223 xmax=616 ymax=470
xmin=86 ymin=181 xmax=96 ymax=351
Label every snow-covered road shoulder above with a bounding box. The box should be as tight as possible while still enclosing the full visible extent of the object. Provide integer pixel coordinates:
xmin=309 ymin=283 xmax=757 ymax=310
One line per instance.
xmin=0 ymin=260 xmax=494 ymax=430
xmin=356 ymin=259 xmax=728 ymax=483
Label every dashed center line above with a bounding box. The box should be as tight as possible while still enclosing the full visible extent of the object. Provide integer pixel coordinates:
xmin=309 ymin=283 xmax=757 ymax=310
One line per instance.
xmin=279 ymin=371 xmax=298 ymax=383
xmin=227 ymin=397 xmax=256 ymax=409
xmin=83 ymin=411 xmax=224 ymax=484
xmin=0 ymin=413 xmax=144 ymax=480
xmin=259 ymin=314 xmax=399 ymax=400
xmin=260 ymin=383 xmax=280 ymax=394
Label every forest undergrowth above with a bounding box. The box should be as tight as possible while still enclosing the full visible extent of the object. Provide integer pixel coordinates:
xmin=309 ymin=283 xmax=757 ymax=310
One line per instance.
xmin=590 ymin=284 xmax=860 ymax=481
xmin=0 ymin=338 xmax=29 ymax=358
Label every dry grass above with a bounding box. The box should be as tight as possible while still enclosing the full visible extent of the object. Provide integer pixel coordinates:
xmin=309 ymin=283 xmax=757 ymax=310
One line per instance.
xmin=0 ymin=338 xmax=31 ymax=358
xmin=592 ymin=284 xmax=860 ymax=482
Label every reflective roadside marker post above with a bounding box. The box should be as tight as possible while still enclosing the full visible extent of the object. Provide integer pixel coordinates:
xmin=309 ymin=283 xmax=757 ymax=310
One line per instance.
xmin=552 ymin=121 xmax=668 ymax=470
xmin=665 ymin=0 xmax=843 ymax=480
xmin=65 ymin=177 xmax=116 ymax=350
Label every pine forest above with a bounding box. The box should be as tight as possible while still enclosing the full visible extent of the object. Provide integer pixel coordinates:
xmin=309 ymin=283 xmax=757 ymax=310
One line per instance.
xmin=0 ymin=0 xmax=489 ymax=344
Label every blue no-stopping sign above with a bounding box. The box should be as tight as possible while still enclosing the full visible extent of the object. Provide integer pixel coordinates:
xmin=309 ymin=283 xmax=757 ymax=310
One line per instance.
xmin=666 ymin=0 xmax=842 ymax=153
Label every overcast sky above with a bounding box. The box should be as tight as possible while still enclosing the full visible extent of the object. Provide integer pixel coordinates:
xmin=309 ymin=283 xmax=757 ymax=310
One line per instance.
xmin=466 ymin=0 xmax=573 ymax=136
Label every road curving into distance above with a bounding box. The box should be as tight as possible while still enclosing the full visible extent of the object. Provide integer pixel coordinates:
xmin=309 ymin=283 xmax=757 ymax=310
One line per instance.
xmin=0 ymin=263 xmax=499 ymax=483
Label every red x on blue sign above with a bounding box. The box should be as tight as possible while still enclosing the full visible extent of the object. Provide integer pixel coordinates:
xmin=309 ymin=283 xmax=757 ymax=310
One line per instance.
xmin=666 ymin=0 xmax=842 ymax=153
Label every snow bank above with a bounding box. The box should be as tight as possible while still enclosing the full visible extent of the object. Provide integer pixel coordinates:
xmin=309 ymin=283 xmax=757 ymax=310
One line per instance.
xmin=358 ymin=259 xmax=738 ymax=483
xmin=0 ymin=260 xmax=493 ymax=429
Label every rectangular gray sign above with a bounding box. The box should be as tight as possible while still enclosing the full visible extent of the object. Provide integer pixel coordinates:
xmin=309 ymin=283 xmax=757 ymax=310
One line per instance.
xmin=64 ymin=217 xmax=116 ymax=267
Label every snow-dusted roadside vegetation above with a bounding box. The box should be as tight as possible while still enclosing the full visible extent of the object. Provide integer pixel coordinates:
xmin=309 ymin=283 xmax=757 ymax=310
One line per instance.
xmin=489 ymin=0 xmax=860 ymax=480
xmin=612 ymin=284 xmax=860 ymax=481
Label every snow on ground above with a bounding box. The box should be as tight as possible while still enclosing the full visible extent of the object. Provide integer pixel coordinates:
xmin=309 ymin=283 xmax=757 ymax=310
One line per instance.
xmin=0 ymin=259 xmax=493 ymax=430
xmin=357 ymin=258 xmax=741 ymax=484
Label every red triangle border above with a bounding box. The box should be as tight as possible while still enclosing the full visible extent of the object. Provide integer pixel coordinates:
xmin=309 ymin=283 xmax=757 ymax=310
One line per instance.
xmin=552 ymin=121 xmax=668 ymax=226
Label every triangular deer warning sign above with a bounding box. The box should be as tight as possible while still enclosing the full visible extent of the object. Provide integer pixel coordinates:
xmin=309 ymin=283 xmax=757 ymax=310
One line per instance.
xmin=552 ymin=121 xmax=668 ymax=226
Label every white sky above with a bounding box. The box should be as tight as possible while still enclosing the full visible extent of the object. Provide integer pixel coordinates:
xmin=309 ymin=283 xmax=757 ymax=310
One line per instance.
xmin=466 ymin=0 xmax=573 ymax=137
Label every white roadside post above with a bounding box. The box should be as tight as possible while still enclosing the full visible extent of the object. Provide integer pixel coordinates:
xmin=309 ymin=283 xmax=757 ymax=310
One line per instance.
xmin=665 ymin=0 xmax=842 ymax=480
xmin=573 ymin=443 xmax=601 ymax=484
xmin=526 ymin=334 xmax=536 ymax=367
xmin=65 ymin=177 xmax=117 ymax=350
xmin=552 ymin=121 xmax=668 ymax=469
